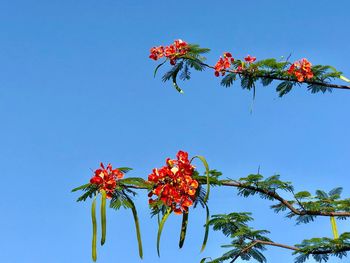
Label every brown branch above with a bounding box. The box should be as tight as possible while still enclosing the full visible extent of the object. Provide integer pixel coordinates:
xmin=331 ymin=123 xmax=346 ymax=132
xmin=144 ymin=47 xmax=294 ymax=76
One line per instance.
xmin=253 ymin=239 xmax=350 ymax=255
xmin=236 ymin=239 xmax=350 ymax=257
xmin=254 ymin=239 xmax=299 ymax=251
xmin=231 ymin=241 xmax=259 ymax=262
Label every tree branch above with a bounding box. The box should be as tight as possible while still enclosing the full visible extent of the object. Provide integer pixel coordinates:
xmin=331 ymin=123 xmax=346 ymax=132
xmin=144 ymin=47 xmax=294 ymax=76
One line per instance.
xmin=240 ymin=239 xmax=350 ymax=255
xmin=220 ymin=180 xmax=350 ymax=217
xmin=184 ymin=58 xmax=350 ymax=91
xmin=123 ymin=179 xmax=350 ymax=217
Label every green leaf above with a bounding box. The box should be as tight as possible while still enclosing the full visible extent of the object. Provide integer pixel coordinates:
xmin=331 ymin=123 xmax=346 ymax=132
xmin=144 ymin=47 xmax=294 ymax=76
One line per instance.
xmin=162 ymin=63 xmax=180 ymax=81
xmin=294 ymin=191 xmax=311 ymax=199
xmin=329 ymin=187 xmax=343 ymax=197
xmin=126 ymin=196 xmax=143 ymax=259
xmin=71 ymin=183 xmax=91 ymax=192
xmin=179 ymin=212 xmax=189 ymax=248
xmin=100 ymin=190 xmax=107 ymax=246
xmin=76 ymin=184 xmax=99 ymax=202
xmin=260 ymin=77 xmax=273 ymax=87
xmin=315 ymin=190 xmax=328 ymax=199
xmin=109 ymin=190 xmax=133 ymax=210
xmin=188 ymin=44 xmax=211 ymax=55
xmin=180 ymin=63 xmax=191 ymax=81
xmin=120 ymin=177 xmax=151 ymax=189
xmin=221 ymin=73 xmax=237 ymax=87
xmin=241 ymin=76 xmax=256 ymax=90
xmin=91 ymin=197 xmax=97 ymax=262
xmin=200 ymin=203 xmax=210 ymax=252
xmin=186 ymin=57 xmax=206 ymax=71
xmin=157 ymin=208 xmax=172 ymax=257
xmin=116 ymin=167 xmax=133 ymax=173
xmin=276 ymin=81 xmax=294 ymax=97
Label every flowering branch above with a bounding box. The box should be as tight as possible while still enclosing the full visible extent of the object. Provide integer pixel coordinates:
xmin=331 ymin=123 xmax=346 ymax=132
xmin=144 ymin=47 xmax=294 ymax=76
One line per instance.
xmin=73 ymin=152 xmax=350 ymax=262
xmin=123 ymin=176 xmax=350 ymax=218
xmin=149 ymin=40 xmax=350 ymax=96
xmin=188 ymin=58 xmax=350 ymax=91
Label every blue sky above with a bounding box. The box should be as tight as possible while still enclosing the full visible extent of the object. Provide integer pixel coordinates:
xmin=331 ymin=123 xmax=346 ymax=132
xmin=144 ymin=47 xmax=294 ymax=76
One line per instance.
xmin=0 ymin=1 xmax=349 ymax=262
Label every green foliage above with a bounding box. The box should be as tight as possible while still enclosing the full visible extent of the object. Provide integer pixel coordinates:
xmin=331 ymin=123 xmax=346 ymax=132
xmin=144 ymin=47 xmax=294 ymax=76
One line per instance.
xmin=206 ymin=213 xmax=270 ymax=263
xmin=240 ymin=75 xmax=257 ymax=90
xmin=311 ymin=65 xmax=342 ymax=81
xmin=119 ymin=177 xmax=151 ymax=189
xmin=294 ymin=191 xmax=312 ymax=199
xmin=162 ymin=61 xmax=184 ymax=93
xmin=155 ymin=43 xmax=210 ymax=93
xmin=221 ymin=73 xmax=237 ymax=88
xmin=218 ymin=58 xmax=343 ymax=97
xmin=74 ymin=184 xmax=99 ymax=202
xmin=193 ymin=169 xmax=223 ymax=186
xmin=279 ymin=187 xmax=350 ymax=224
xmin=254 ymin=58 xmax=288 ymax=71
xmin=152 ymin=42 xmax=348 ymax=97
xmin=260 ymin=77 xmax=274 ymax=87
xmin=209 ymin=212 xmax=254 ymax=236
xmin=116 ymin=167 xmax=133 ymax=173
xmin=293 ymin=233 xmax=350 ymax=263
xmin=206 ymin=213 xmax=350 ymax=263
xmin=276 ymin=81 xmax=295 ymax=97
xmin=109 ymin=189 xmax=136 ymax=210
xmin=237 ymin=174 xmax=294 ymax=200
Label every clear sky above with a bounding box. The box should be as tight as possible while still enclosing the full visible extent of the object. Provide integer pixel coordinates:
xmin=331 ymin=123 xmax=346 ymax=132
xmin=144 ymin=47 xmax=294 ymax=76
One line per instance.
xmin=0 ymin=1 xmax=349 ymax=263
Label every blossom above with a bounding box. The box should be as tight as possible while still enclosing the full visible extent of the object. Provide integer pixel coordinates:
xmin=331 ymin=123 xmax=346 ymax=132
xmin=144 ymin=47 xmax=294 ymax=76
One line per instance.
xmin=149 ymin=39 xmax=189 ymax=65
xmin=287 ymin=58 xmax=314 ymax=82
xmin=244 ymin=55 xmax=256 ymax=63
xmin=148 ymin=151 xmax=199 ymax=214
xmin=149 ymin=46 xmax=164 ymax=61
xmin=90 ymin=163 xmax=124 ymax=198
xmin=214 ymin=52 xmax=235 ymax=77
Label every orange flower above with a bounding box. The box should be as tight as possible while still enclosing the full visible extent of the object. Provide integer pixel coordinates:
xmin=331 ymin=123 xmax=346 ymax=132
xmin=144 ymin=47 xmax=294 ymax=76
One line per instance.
xmin=149 ymin=39 xmax=189 ymax=65
xmin=214 ymin=52 xmax=235 ymax=77
xmin=244 ymin=55 xmax=256 ymax=63
xmin=287 ymin=58 xmax=314 ymax=82
xmin=90 ymin=163 xmax=124 ymax=198
xmin=149 ymin=46 xmax=164 ymax=61
xmin=148 ymin=151 xmax=199 ymax=214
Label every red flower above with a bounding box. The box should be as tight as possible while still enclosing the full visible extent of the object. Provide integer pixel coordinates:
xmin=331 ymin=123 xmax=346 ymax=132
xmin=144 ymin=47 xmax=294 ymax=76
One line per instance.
xmin=90 ymin=162 xmax=124 ymax=198
xmin=287 ymin=58 xmax=314 ymax=82
xmin=149 ymin=46 xmax=164 ymax=61
xmin=214 ymin=52 xmax=235 ymax=77
xmin=164 ymin=39 xmax=189 ymax=65
xmin=149 ymin=39 xmax=189 ymax=65
xmin=148 ymin=151 xmax=199 ymax=214
xmin=244 ymin=55 xmax=256 ymax=63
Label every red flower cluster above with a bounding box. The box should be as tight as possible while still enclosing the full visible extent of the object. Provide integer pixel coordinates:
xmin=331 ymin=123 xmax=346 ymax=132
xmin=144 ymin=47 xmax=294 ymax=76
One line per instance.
xmin=148 ymin=151 xmax=199 ymax=214
xmin=287 ymin=58 xmax=314 ymax=82
xmin=244 ymin=55 xmax=256 ymax=63
xmin=90 ymin=163 xmax=124 ymax=198
xmin=214 ymin=52 xmax=234 ymax=77
xmin=149 ymin=39 xmax=189 ymax=65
